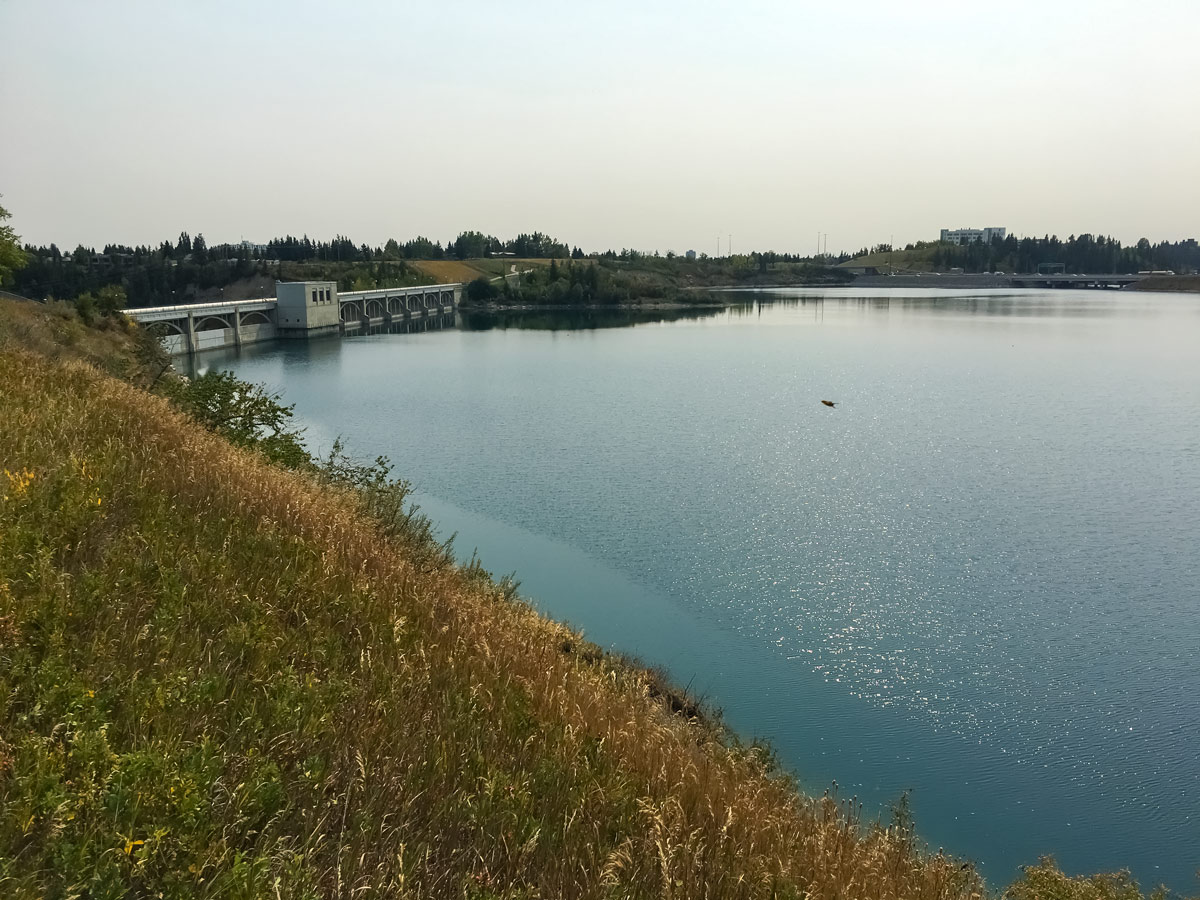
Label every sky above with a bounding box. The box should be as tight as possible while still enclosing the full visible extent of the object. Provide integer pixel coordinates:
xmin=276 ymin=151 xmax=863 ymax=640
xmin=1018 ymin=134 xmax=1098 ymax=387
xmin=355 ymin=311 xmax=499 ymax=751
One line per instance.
xmin=2 ymin=0 xmax=1198 ymax=256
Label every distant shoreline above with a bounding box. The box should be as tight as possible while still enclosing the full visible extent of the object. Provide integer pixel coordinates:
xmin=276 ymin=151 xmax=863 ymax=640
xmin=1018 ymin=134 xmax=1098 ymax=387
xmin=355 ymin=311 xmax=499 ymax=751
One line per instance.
xmin=1127 ymin=275 xmax=1200 ymax=293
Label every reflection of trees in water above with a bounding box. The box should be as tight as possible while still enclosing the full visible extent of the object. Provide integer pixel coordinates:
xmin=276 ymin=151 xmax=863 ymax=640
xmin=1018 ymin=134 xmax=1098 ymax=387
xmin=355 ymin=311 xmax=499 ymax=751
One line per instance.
xmin=723 ymin=291 xmax=1124 ymax=319
xmin=459 ymin=306 xmax=731 ymax=332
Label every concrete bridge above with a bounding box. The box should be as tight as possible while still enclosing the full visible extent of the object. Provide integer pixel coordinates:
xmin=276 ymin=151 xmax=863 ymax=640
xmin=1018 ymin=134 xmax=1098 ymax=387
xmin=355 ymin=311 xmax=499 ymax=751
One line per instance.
xmin=127 ymin=281 xmax=461 ymax=354
xmin=338 ymin=284 xmax=460 ymax=330
xmin=1006 ymin=273 xmax=1145 ymax=289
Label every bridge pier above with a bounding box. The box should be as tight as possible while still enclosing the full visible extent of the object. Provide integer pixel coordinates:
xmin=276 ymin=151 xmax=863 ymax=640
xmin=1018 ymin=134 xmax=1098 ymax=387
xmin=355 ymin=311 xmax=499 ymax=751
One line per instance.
xmin=186 ymin=311 xmax=196 ymax=355
xmin=232 ymin=307 xmax=242 ymax=348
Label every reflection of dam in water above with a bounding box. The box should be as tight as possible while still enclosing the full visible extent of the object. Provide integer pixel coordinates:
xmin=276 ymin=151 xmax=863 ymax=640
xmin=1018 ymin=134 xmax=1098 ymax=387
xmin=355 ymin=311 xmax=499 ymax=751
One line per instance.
xmin=177 ymin=312 xmax=461 ymax=379
xmin=359 ymin=313 xmax=458 ymax=336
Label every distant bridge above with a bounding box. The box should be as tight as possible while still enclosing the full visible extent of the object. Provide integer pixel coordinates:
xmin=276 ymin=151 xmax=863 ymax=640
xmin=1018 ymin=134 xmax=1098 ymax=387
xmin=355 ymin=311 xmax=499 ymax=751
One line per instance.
xmin=1005 ymin=273 xmax=1145 ymax=289
xmin=849 ymin=272 xmax=1148 ymax=290
xmin=127 ymin=281 xmax=462 ymax=354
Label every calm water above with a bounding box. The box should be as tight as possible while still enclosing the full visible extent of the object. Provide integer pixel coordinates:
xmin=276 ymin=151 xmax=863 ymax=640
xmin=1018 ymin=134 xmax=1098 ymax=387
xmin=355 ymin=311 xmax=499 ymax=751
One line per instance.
xmin=201 ymin=289 xmax=1200 ymax=890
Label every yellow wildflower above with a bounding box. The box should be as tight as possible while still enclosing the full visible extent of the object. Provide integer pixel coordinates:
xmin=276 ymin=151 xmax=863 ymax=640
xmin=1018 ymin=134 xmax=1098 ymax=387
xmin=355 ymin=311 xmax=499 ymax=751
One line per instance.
xmin=3 ymin=468 xmax=35 ymax=499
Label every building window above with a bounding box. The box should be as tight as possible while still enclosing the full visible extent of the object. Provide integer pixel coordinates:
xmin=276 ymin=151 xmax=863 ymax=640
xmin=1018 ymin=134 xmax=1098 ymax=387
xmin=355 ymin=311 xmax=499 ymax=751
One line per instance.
xmin=311 ymin=290 xmax=318 ymax=304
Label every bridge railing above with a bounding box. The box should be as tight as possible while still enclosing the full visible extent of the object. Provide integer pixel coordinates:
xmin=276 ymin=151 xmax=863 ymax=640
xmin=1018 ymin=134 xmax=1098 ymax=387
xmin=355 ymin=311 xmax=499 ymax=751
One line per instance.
xmin=127 ymin=298 xmax=276 ymax=317
xmin=338 ymin=283 xmax=461 ymax=302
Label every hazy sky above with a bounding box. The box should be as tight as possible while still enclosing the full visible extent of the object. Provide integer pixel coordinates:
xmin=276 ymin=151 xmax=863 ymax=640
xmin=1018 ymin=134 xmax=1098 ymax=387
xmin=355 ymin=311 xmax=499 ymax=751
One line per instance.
xmin=2 ymin=0 xmax=1198 ymax=255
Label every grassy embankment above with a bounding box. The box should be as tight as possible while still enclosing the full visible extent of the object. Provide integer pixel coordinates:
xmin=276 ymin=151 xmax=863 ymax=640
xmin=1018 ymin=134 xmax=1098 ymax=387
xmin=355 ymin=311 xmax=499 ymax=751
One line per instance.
xmin=1128 ymin=275 xmax=1200 ymax=293
xmin=0 ymin=299 xmax=1182 ymax=898
xmin=594 ymin=256 xmax=851 ymax=292
xmin=838 ymin=246 xmax=941 ymax=274
xmin=406 ymin=258 xmax=553 ymax=285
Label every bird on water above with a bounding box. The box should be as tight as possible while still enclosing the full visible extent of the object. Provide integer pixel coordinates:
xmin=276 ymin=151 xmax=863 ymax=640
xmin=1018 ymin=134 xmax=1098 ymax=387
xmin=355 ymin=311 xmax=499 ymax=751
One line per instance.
xmin=821 ymin=400 xmax=836 ymax=408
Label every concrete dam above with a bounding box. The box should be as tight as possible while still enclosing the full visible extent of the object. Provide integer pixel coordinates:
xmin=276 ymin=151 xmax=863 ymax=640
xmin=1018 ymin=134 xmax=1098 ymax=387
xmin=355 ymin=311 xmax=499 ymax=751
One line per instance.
xmin=127 ymin=281 xmax=462 ymax=355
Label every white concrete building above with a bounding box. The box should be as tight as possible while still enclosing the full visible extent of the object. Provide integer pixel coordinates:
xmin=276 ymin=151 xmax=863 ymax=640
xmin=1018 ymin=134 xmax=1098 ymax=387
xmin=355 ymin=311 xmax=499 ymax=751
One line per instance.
xmin=940 ymin=227 xmax=1007 ymax=245
xmin=276 ymin=281 xmax=340 ymax=337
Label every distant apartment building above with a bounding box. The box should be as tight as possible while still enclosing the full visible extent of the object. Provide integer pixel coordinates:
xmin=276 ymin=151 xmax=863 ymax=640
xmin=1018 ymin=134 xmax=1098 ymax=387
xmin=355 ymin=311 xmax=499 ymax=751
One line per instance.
xmin=685 ymin=249 xmax=697 ymax=260
xmin=940 ymin=227 xmax=1007 ymax=245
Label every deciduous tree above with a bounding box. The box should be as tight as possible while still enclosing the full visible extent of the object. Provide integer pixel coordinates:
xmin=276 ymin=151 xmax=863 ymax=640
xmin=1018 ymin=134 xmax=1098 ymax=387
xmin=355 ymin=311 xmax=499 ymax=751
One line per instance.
xmin=0 ymin=200 xmax=28 ymax=287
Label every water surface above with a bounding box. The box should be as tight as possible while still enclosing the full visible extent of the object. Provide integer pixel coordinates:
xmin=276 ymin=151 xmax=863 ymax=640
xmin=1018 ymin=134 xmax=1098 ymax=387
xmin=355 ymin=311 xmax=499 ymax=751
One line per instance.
xmin=203 ymin=289 xmax=1200 ymax=889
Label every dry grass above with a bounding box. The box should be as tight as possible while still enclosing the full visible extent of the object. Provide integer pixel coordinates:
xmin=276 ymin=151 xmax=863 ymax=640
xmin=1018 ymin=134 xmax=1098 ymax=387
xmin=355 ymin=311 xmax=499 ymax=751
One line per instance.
xmin=409 ymin=258 xmax=553 ymax=284
xmin=0 ymin=299 xmax=150 ymax=378
xmin=839 ymin=247 xmax=940 ymax=273
xmin=407 ymin=259 xmax=497 ymax=283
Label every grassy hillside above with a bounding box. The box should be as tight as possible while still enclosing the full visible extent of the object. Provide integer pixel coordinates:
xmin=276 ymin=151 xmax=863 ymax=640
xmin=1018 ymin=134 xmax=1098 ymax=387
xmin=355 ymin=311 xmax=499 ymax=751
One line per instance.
xmin=277 ymin=260 xmax=433 ymax=293
xmin=408 ymin=258 xmax=554 ymax=284
xmin=0 ymin=298 xmax=161 ymax=381
xmin=0 ymin=300 xmax=1183 ymax=898
xmin=838 ymin=245 xmax=942 ymax=273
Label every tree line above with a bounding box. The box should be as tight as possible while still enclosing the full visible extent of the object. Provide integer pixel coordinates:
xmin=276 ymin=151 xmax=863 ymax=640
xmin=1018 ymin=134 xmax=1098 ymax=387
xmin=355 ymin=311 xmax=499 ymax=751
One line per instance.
xmin=934 ymin=234 xmax=1200 ymax=274
xmin=9 ymin=229 xmax=583 ymax=307
xmin=463 ymin=255 xmax=852 ymax=307
xmin=852 ymin=235 xmax=1200 ymax=275
xmin=14 ymin=235 xmax=259 ymax=308
xmin=465 ymin=259 xmax=628 ymax=306
xmin=4 ymin=205 xmax=1198 ymax=312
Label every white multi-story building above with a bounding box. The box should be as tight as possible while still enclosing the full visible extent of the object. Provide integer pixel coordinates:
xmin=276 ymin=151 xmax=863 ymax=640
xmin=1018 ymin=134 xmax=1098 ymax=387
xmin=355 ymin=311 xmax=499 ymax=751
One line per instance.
xmin=940 ymin=227 xmax=1007 ymax=246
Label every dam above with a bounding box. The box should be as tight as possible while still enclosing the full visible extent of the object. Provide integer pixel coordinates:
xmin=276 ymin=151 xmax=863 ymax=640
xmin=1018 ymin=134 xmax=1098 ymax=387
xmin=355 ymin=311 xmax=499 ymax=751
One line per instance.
xmin=127 ymin=280 xmax=462 ymax=354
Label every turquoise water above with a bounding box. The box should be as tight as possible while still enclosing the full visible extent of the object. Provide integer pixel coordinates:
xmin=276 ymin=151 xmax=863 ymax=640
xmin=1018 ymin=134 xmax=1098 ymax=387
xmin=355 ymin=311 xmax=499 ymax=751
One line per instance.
xmin=202 ymin=289 xmax=1200 ymax=890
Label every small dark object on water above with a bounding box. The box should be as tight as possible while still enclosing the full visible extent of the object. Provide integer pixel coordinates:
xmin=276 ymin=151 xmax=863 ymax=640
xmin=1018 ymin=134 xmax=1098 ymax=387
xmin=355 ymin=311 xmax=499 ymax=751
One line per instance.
xmin=821 ymin=400 xmax=836 ymax=408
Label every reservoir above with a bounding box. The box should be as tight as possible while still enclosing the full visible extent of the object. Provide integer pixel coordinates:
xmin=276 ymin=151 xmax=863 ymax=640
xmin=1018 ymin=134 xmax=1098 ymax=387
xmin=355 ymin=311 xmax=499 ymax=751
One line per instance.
xmin=201 ymin=288 xmax=1200 ymax=890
